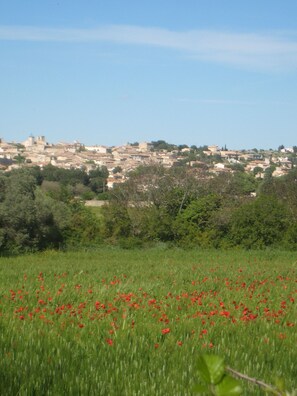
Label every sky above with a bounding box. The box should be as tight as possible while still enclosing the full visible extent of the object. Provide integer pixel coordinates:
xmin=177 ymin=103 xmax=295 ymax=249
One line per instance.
xmin=0 ymin=0 xmax=297 ymax=149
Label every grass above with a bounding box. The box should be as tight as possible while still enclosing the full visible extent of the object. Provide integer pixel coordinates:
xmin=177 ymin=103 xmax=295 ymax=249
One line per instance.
xmin=0 ymin=247 xmax=296 ymax=395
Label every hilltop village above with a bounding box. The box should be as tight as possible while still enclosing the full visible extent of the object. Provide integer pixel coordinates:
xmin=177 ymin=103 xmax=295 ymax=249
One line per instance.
xmin=0 ymin=135 xmax=295 ymax=188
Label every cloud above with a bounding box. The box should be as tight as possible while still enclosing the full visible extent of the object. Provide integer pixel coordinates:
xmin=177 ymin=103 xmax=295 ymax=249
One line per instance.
xmin=1 ymin=24 xmax=297 ymax=71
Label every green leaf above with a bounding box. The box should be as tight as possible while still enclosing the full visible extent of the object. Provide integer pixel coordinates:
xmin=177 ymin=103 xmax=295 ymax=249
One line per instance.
xmin=192 ymin=384 xmax=209 ymax=394
xmin=215 ymin=375 xmax=242 ymax=395
xmin=274 ymin=377 xmax=286 ymax=392
xmin=197 ymin=354 xmax=225 ymax=385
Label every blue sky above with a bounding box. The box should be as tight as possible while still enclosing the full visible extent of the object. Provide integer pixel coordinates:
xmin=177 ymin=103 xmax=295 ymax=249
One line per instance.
xmin=0 ymin=0 xmax=297 ymax=149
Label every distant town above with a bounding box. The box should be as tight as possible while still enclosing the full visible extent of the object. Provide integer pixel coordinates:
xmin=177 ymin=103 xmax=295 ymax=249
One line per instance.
xmin=0 ymin=135 xmax=296 ymax=188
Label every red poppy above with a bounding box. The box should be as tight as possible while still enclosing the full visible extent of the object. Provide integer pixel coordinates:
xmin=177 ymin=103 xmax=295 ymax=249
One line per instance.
xmin=220 ymin=310 xmax=230 ymax=318
xmin=161 ymin=328 xmax=170 ymax=335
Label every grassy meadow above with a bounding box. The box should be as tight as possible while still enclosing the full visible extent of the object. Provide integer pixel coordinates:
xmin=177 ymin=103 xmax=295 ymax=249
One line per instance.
xmin=0 ymin=248 xmax=296 ymax=395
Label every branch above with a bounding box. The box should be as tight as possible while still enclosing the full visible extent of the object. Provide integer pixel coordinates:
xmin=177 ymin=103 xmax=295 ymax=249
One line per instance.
xmin=226 ymin=367 xmax=282 ymax=396
xmin=178 ymin=191 xmax=188 ymax=214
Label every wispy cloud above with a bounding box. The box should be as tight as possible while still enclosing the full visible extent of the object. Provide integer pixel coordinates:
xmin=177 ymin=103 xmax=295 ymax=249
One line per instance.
xmin=1 ymin=25 xmax=297 ymax=71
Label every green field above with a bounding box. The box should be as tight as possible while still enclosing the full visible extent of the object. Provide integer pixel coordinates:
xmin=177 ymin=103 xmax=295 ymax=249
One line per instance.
xmin=0 ymin=248 xmax=296 ymax=395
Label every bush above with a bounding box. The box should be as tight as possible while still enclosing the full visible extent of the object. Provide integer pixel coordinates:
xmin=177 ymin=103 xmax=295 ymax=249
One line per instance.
xmin=101 ymin=203 xmax=132 ymax=239
xmin=229 ymin=195 xmax=291 ymax=249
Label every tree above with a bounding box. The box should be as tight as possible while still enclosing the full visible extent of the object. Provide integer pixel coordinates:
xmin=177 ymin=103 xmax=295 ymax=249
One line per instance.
xmin=0 ymin=169 xmax=77 ymax=252
xmin=89 ymin=166 xmax=109 ymax=193
xmin=34 ymin=190 xmax=71 ymax=249
xmin=41 ymin=164 xmax=90 ymax=186
xmin=0 ymin=168 xmax=106 ymax=252
xmin=112 ymin=166 xmax=122 ymax=174
xmin=231 ymin=172 xmax=257 ymax=195
xmin=150 ymin=140 xmax=177 ymax=152
xmin=228 ymin=163 xmax=245 ymax=172
xmin=258 ymin=165 xmax=277 ymax=195
xmin=229 ymin=195 xmax=291 ymax=249
xmin=63 ymin=201 xmax=102 ymax=246
xmin=41 ymin=180 xmax=73 ymax=202
xmin=0 ymin=170 xmax=38 ymax=252
xmin=101 ymin=203 xmax=131 ymax=240
xmin=173 ymin=195 xmax=221 ymax=246
xmin=259 ymin=168 xmax=297 ymax=220
xmin=27 ymin=166 xmax=44 ymax=185
xmin=14 ymin=154 xmax=26 ymax=165
xmin=208 ymin=172 xmax=257 ymax=197
xmin=253 ymin=166 xmax=263 ymax=176
xmin=106 ymin=164 xmax=205 ymax=243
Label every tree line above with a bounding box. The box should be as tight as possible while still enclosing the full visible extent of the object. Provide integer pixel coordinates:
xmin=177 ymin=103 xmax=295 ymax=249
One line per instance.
xmin=0 ymin=163 xmax=297 ymax=253
xmin=101 ymin=164 xmax=297 ymax=250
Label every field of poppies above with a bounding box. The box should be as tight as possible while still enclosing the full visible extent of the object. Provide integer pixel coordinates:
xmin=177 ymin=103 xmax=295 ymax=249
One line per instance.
xmin=0 ymin=248 xmax=296 ymax=395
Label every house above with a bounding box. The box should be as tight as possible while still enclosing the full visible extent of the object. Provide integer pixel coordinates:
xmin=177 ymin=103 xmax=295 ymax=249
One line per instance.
xmin=138 ymin=142 xmax=153 ymax=152
xmin=214 ymin=163 xmax=225 ymax=169
xmin=220 ymin=150 xmax=240 ymax=160
xmin=208 ymin=145 xmax=220 ymax=153
xmin=84 ymin=145 xmax=108 ymax=154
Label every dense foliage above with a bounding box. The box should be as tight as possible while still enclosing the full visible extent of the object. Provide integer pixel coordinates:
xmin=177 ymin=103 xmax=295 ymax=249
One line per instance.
xmin=102 ymin=165 xmax=297 ymax=250
xmin=1 ymin=163 xmax=297 ymax=253
xmin=0 ymin=168 xmax=103 ymax=253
